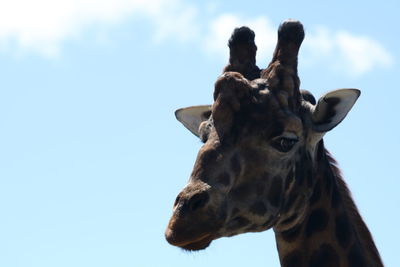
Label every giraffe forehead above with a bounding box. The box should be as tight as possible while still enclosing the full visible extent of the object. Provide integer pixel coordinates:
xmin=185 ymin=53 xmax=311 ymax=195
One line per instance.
xmin=244 ymin=91 xmax=304 ymax=135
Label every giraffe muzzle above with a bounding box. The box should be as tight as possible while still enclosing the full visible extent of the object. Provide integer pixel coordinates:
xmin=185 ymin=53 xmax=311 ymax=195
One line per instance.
xmin=165 ymin=189 xmax=222 ymax=251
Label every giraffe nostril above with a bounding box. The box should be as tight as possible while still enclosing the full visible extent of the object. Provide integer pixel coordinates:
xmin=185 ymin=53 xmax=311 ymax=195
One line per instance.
xmin=189 ymin=192 xmax=210 ymax=212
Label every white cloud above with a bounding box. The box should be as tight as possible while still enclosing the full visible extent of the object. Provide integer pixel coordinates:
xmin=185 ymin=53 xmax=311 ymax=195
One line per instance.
xmin=0 ymin=1 xmax=393 ymax=76
xmin=335 ymin=31 xmax=393 ymax=75
xmin=302 ymin=26 xmax=393 ymax=76
xmin=153 ymin=2 xmax=199 ymax=42
xmin=0 ymin=0 xmax=197 ymax=57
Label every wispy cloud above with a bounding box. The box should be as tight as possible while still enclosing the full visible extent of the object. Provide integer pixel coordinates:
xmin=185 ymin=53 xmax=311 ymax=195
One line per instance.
xmin=0 ymin=1 xmax=393 ymax=76
xmin=302 ymin=26 xmax=393 ymax=76
xmin=0 ymin=0 xmax=196 ymax=57
xmin=0 ymin=0 xmax=142 ymax=56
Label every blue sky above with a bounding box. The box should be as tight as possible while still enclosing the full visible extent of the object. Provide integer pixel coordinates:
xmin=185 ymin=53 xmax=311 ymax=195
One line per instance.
xmin=0 ymin=1 xmax=399 ymax=266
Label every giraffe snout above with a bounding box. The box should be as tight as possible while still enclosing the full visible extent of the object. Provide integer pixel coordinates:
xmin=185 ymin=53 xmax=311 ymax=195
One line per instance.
xmin=166 ymin=189 xmax=220 ymax=251
xmin=174 ymin=191 xmax=210 ymax=217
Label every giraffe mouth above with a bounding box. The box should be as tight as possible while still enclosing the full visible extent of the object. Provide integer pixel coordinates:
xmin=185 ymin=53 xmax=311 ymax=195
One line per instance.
xmin=180 ymin=234 xmax=213 ymax=251
xmin=165 ymin=228 xmax=214 ymax=251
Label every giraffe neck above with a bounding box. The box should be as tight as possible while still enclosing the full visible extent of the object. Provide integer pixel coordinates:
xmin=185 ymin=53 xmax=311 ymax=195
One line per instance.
xmin=274 ymin=142 xmax=383 ymax=267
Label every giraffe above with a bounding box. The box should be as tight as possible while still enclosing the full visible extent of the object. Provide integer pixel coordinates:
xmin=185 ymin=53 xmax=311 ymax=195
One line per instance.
xmin=165 ymin=20 xmax=383 ymax=267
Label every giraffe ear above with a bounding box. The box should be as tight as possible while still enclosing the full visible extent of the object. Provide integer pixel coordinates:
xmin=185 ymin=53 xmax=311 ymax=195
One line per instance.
xmin=175 ymin=105 xmax=212 ymax=137
xmin=312 ymin=89 xmax=360 ymax=132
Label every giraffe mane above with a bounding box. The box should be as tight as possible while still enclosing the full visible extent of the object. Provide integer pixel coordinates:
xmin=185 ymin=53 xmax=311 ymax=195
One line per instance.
xmin=323 ymin=147 xmax=383 ymax=266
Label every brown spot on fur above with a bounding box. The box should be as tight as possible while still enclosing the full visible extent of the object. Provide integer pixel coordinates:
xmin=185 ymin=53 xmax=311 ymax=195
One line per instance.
xmin=267 ymin=176 xmax=283 ymax=207
xmin=282 ymin=188 xmax=298 ymax=213
xmin=249 ymin=201 xmax=267 ymax=216
xmin=199 ymin=148 xmax=219 ymax=166
xmin=279 ymin=224 xmax=302 ymax=243
xmin=294 ymin=151 xmax=314 ymax=187
xmin=305 ymin=209 xmax=329 ymax=237
xmin=282 ymin=250 xmax=303 ymax=267
xmin=335 ymin=213 xmax=352 ymax=248
xmin=230 ymin=183 xmax=252 ymax=201
xmin=348 ymin=244 xmax=366 ymax=266
xmin=227 ymin=216 xmax=250 ymax=230
xmin=309 ymin=244 xmax=339 ymax=267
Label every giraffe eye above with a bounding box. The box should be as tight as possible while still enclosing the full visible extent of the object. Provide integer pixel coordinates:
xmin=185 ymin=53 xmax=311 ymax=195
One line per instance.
xmin=272 ymin=137 xmax=298 ymax=153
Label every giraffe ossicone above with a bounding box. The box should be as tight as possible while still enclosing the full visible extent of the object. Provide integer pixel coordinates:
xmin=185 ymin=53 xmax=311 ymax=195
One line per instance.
xmin=165 ymin=20 xmax=383 ymax=267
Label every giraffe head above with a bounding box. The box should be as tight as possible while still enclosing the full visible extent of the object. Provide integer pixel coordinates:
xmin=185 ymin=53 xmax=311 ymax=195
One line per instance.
xmin=165 ymin=20 xmax=360 ymax=251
